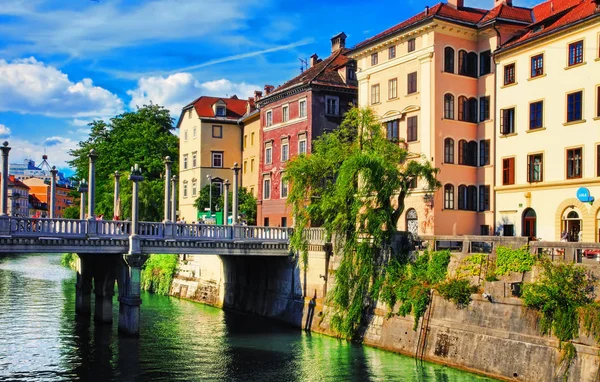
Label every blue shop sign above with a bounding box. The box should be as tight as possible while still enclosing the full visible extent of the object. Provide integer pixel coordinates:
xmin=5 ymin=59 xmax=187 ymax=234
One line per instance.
xmin=577 ymin=187 xmax=594 ymax=203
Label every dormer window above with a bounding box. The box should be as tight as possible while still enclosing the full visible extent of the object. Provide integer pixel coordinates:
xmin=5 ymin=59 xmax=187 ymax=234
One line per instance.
xmin=216 ymin=106 xmax=226 ymax=116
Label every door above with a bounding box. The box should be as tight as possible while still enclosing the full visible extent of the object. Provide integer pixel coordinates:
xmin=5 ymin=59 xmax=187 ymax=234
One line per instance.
xmin=522 ymin=208 xmax=537 ymax=240
xmin=406 ymin=209 xmax=419 ymax=238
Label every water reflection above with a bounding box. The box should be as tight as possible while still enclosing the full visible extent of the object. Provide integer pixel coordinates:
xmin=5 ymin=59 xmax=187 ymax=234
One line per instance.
xmin=0 ymin=254 xmax=497 ymax=381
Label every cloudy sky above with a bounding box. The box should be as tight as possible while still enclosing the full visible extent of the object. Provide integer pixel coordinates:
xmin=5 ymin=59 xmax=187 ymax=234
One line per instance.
xmin=0 ymin=0 xmax=538 ymax=172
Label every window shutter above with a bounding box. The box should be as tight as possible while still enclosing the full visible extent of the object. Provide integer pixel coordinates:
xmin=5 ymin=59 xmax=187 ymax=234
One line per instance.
xmin=508 ymin=158 xmax=515 ymax=185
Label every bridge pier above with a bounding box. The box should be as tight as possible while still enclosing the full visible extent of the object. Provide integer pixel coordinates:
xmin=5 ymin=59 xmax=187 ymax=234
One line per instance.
xmin=94 ymin=255 xmax=118 ymax=324
xmin=117 ymin=254 xmax=148 ymax=336
xmin=75 ymin=254 xmax=93 ymax=316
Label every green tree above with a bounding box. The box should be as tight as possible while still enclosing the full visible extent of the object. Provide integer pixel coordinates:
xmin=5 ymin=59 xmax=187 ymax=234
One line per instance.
xmin=284 ymin=107 xmax=440 ymax=339
xmin=194 ymin=185 xmax=257 ymax=225
xmin=62 ymin=206 xmax=80 ymax=219
xmin=68 ymin=104 xmax=178 ymax=221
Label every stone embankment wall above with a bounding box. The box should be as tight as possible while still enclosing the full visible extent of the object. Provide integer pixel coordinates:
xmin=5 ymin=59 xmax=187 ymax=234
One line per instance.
xmin=170 ymin=243 xmax=600 ymax=381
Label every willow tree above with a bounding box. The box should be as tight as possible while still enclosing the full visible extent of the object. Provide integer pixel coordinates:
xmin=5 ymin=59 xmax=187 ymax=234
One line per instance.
xmin=284 ymin=107 xmax=440 ymax=339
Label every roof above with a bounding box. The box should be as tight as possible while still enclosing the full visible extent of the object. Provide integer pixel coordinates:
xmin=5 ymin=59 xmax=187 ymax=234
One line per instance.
xmin=500 ymin=0 xmax=600 ymax=51
xmin=239 ymin=108 xmax=260 ymax=124
xmin=2 ymin=175 xmax=30 ymax=189
xmin=260 ymin=48 xmax=356 ymax=102
xmin=176 ymin=96 xmax=254 ymax=128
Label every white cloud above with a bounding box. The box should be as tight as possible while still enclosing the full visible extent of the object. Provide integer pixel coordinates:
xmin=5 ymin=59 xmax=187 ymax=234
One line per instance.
xmin=0 ymin=57 xmax=124 ymax=118
xmin=0 ymin=124 xmax=11 ymax=139
xmin=127 ymin=74 xmax=258 ymax=117
xmin=9 ymin=135 xmax=77 ymax=171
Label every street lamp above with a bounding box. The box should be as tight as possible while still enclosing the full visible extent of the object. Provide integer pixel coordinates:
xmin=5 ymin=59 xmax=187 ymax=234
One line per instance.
xmin=206 ymin=174 xmax=212 ymax=215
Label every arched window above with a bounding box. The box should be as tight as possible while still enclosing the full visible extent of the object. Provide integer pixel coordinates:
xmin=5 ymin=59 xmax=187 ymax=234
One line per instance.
xmin=406 ymin=208 xmax=419 ymax=237
xmin=467 ymin=141 xmax=478 ymax=166
xmin=444 ymin=47 xmax=455 ymax=73
xmin=458 ymin=50 xmax=468 ymax=75
xmin=458 ymin=96 xmax=467 ymax=121
xmin=458 ymin=140 xmax=467 ymax=165
xmin=444 ymin=138 xmax=454 ymax=163
xmin=468 ymin=98 xmax=478 ymax=122
xmin=467 ymin=185 xmax=478 ymax=211
xmin=444 ymin=184 xmax=454 ymax=209
xmin=444 ymin=93 xmax=454 ymax=119
xmin=467 ymin=52 xmax=478 ymax=77
xmin=458 ymin=185 xmax=467 ymax=210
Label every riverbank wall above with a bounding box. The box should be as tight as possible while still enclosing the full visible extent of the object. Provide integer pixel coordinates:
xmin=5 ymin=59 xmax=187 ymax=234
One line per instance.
xmin=170 ymin=246 xmax=600 ymax=381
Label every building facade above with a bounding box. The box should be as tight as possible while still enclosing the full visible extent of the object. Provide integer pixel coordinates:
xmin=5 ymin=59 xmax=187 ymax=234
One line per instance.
xmin=6 ymin=176 xmax=30 ymax=217
xmin=240 ymin=107 xmax=260 ymax=197
xmin=177 ymin=96 xmax=253 ymax=222
xmin=494 ymin=0 xmax=600 ymax=241
xmin=348 ymin=0 xmax=535 ymax=236
xmin=256 ymin=33 xmax=358 ymax=227
xmin=21 ymin=177 xmax=74 ymax=218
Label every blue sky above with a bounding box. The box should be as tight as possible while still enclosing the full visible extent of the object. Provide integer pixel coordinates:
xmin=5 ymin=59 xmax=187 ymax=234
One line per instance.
xmin=0 ymin=0 xmax=535 ymax=172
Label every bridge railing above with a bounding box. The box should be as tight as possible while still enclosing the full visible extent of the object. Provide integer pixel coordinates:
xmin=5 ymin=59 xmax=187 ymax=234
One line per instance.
xmin=138 ymin=222 xmax=164 ymax=239
xmin=9 ymin=217 xmax=87 ymax=238
xmin=233 ymin=226 xmax=292 ymax=241
xmin=95 ymin=220 xmax=131 ymax=237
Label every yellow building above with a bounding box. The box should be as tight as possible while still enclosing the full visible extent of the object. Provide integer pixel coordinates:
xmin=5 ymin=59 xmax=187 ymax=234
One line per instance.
xmin=176 ymin=96 xmax=253 ymax=222
xmin=494 ymin=0 xmax=600 ymax=241
xmin=240 ymin=107 xmax=260 ymax=197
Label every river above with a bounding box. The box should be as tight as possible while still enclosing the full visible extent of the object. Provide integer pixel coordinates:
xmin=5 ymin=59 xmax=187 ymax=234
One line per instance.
xmin=0 ymin=254 xmax=497 ymax=381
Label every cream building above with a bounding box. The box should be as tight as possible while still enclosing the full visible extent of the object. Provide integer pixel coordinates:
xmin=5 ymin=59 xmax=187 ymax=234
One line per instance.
xmin=177 ymin=96 xmax=253 ymax=222
xmin=240 ymin=108 xmax=260 ymax=197
xmin=495 ymin=0 xmax=600 ymax=241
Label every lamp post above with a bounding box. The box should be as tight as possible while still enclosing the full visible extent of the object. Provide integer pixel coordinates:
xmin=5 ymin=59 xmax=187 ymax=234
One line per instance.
xmin=223 ymin=179 xmax=230 ymax=226
xmin=87 ymin=149 xmax=98 ymax=220
xmin=206 ymin=174 xmax=212 ymax=215
xmin=0 ymin=141 xmax=11 ymax=217
xmin=50 ymin=166 xmax=58 ymax=219
xmin=129 ymin=164 xmax=144 ymax=238
xmin=78 ymin=179 xmax=88 ymax=220
xmin=163 ymin=157 xmax=172 ymax=222
xmin=231 ymin=163 xmax=240 ymax=225
xmin=114 ymin=171 xmax=121 ymax=220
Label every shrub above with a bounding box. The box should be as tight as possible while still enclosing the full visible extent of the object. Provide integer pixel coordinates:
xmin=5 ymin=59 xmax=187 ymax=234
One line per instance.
xmin=456 ymin=254 xmax=487 ymax=279
xmin=436 ymin=279 xmax=477 ymax=308
xmin=60 ymin=253 xmax=78 ymax=270
xmin=141 ymin=254 xmax=179 ymax=296
xmin=495 ymin=246 xmax=534 ymax=276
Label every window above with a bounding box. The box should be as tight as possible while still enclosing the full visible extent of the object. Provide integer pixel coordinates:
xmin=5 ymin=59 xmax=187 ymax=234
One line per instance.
xmin=502 ymin=158 xmax=515 ymax=185
xmin=266 ymin=111 xmax=273 ymax=126
xmin=468 ymin=98 xmax=477 ymax=123
xmin=299 ymin=100 xmax=307 ymax=118
xmin=212 ymin=125 xmax=222 ymax=138
xmin=458 ymin=185 xmax=470 ymax=210
xmin=531 ymin=54 xmax=544 ymax=77
xmin=529 ymin=101 xmax=543 ymax=130
xmin=444 ymin=138 xmax=454 ymax=164
xmin=183 ymin=182 xmax=188 ymax=198
xmin=504 ymin=63 xmax=515 ymax=85
xmin=183 ymin=154 xmax=188 ymax=170
xmin=282 ymin=105 xmax=289 ymax=122
xmin=567 ymin=91 xmax=583 ymax=122
xmin=251 ymin=132 xmax=255 ymax=145
xmin=503 ymin=224 xmax=514 ymax=237
xmin=216 ymin=106 xmax=226 ymax=116
xmin=458 ymin=97 xmax=477 ymax=123
xmin=407 ymin=116 xmax=418 ymax=142
xmin=458 ymin=140 xmax=477 ymax=166
xmin=299 ymin=139 xmax=307 ymax=155
xmin=386 ymin=120 xmax=399 ymax=141
xmin=479 ymin=96 xmax=490 ymax=121
xmin=444 ymin=184 xmax=454 ymax=209
xmin=192 ymin=181 xmax=197 ymax=196
xmin=388 ymin=78 xmax=398 ymax=99
xmin=348 ymin=68 xmax=357 ymax=80
xmin=212 ymin=152 xmax=223 ymax=168
xmin=281 ymin=217 xmax=287 ymax=227
xmin=263 ymin=179 xmax=271 ymax=199
xmin=371 ymin=84 xmax=380 ymax=104
xmin=407 ymin=72 xmax=417 ymax=94
xmin=444 ymin=47 xmax=455 ymax=73
xmin=325 ymin=96 xmax=339 ymax=115
xmin=408 ymin=178 xmax=417 ymax=189
xmin=480 ymin=225 xmax=490 ymax=236
xmin=527 ymin=153 xmax=543 ymax=182
xmin=458 ymin=50 xmax=467 ymax=75
xmin=500 ymin=108 xmax=515 ymax=134
xmin=250 ymin=159 xmax=254 ymax=172
xmin=192 ymin=152 xmax=197 ymax=167
xmin=281 ymin=143 xmax=289 ymax=162
xmin=184 ymin=130 xmax=188 ymax=141
xmin=281 ymin=180 xmax=289 ymax=198
xmin=188 ymin=109 xmax=192 ymax=119
xmin=408 ymin=38 xmax=415 ymax=52
xmin=479 ymin=186 xmax=490 ymax=211
xmin=265 ymin=147 xmax=272 ymax=164
xmin=479 ymin=140 xmax=490 ymax=166
xmin=568 ymin=40 xmax=584 ymax=66
xmin=193 ymin=127 xmax=197 ymax=138
xmin=597 ymin=145 xmax=600 ymax=177
xmin=371 ymin=53 xmax=378 ymax=66
xmin=244 ymin=135 xmax=247 ymax=148
xmin=243 ymin=160 xmax=247 ymax=174
xmin=444 ymin=94 xmax=454 ymax=119
xmin=458 ymin=51 xmax=477 ymax=77
xmin=597 ymin=86 xmax=600 ymax=118
xmin=480 ymin=50 xmax=491 ymax=76
xmin=566 ymin=148 xmax=583 ymax=179
xmin=389 ymin=45 xmax=396 ymax=59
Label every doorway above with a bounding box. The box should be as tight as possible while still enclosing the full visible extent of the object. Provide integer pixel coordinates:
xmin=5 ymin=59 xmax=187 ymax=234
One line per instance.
xmin=562 ymin=210 xmax=581 ymax=242
xmin=406 ymin=208 xmax=418 ymax=238
xmin=522 ymin=208 xmax=537 ymax=240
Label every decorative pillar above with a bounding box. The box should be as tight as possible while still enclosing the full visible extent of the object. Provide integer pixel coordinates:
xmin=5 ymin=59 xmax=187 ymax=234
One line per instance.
xmin=75 ymin=253 xmax=93 ymax=316
xmin=128 ymin=164 xmax=144 ymax=254
xmin=87 ymin=149 xmax=98 ymax=219
xmin=223 ymin=179 xmax=230 ymax=226
xmin=118 ymin=254 xmax=148 ymax=336
xmin=207 ymin=175 xmax=213 ymax=215
xmin=171 ymin=175 xmax=178 ymax=222
xmin=163 ymin=157 xmax=172 ymax=222
xmin=114 ymin=171 xmax=121 ymax=220
xmin=49 ymin=166 xmax=58 ymax=219
xmin=231 ymin=163 xmax=240 ymax=224
xmin=78 ymin=179 xmax=88 ymax=220
xmin=0 ymin=141 xmax=11 ymax=217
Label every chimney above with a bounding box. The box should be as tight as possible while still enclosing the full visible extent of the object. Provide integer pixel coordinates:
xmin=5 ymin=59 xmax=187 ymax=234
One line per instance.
xmin=310 ymin=54 xmax=319 ymax=67
xmin=494 ymin=0 xmax=512 ymax=6
xmin=230 ymin=94 xmax=238 ymax=100
xmin=447 ymin=0 xmax=464 ymax=8
xmin=264 ymin=85 xmax=274 ymax=95
xmin=331 ymin=32 xmax=347 ymax=53
xmin=254 ymin=90 xmax=262 ymax=101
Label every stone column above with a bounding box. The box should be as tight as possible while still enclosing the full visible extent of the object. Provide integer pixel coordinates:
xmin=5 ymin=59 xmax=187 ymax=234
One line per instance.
xmin=114 ymin=171 xmax=121 ymax=220
xmin=49 ymin=166 xmax=58 ymax=219
xmin=78 ymin=180 xmax=88 ymax=220
xmin=128 ymin=164 xmax=144 ymax=254
xmin=223 ymin=179 xmax=230 ymax=226
xmin=0 ymin=141 xmax=11 ymax=217
xmin=118 ymin=254 xmax=148 ymax=336
xmin=231 ymin=163 xmax=240 ymax=225
xmin=163 ymin=157 xmax=172 ymax=222
xmin=94 ymin=255 xmax=117 ymax=324
xmin=75 ymin=253 xmax=93 ymax=316
xmin=87 ymin=149 xmax=98 ymax=219
xmin=171 ymin=175 xmax=178 ymax=222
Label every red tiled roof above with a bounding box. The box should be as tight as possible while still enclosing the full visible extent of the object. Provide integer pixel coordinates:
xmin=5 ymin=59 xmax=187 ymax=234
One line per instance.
xmin=479 ymin=3 xmax=533 ymax=24
xmin=2 ymin=175 xmax=30 ymax=189
xmin=184 ymin=96 xmax=253 ymax=120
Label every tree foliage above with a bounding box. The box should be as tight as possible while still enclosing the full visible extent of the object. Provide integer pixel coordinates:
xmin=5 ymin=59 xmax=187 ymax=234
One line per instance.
xmin=68 ymin=104 xmax=178 ymax=221
xmin=194 ymin=185 xmax=257 ymax=224
xmin=284 ymin=107 xmax=440 ymax=339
